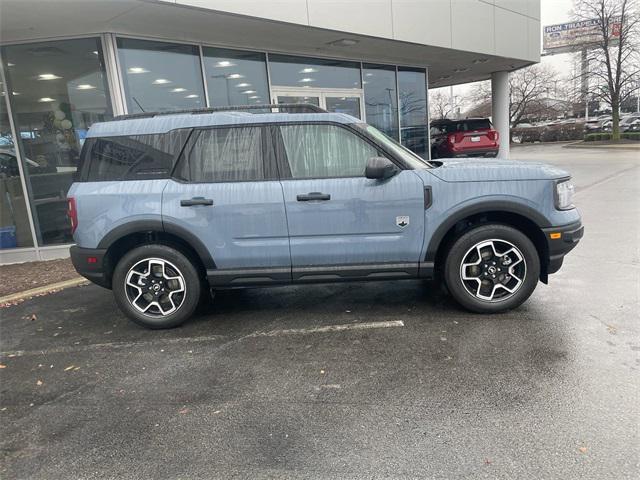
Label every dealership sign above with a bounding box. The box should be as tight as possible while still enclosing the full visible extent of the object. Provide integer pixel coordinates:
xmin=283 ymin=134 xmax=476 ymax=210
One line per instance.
xmin=543 ymin=18 xmax=621 ymax=52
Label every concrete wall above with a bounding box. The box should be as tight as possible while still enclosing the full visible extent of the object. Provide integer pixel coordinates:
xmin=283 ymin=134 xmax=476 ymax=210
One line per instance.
xmin=169 ymin=0 xmax=541 ymax=62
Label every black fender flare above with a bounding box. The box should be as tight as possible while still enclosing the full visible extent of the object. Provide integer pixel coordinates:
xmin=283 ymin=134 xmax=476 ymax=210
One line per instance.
xmin=97 ymin=219 xmax=215 ymax=269
xmin=424 ymin=200 xmax=550 ymax=262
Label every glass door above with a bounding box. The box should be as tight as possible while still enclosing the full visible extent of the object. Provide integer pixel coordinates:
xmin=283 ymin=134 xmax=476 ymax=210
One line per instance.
xmin=272 ymin=88 xmax=364 ymax=119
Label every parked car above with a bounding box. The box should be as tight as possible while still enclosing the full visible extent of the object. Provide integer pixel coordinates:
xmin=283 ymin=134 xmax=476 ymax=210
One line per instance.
xmin=430 ymin=118 xmax=499 ymax=158
xmin=69 ymin=105 xmax=583 ymax=328
xmin=620 ymin=113 xmax=640 ymax=132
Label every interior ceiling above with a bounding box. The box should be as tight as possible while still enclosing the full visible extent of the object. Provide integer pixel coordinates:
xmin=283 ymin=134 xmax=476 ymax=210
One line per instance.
xmin=0 ymin=0 xmax=534 ymax=89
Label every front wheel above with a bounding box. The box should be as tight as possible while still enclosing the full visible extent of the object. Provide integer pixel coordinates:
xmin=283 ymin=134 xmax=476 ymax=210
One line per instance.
xmin=112 ymin=244 xmax=202 ymax=328
xmin=444 ymin=224 xmax=540 ymax=313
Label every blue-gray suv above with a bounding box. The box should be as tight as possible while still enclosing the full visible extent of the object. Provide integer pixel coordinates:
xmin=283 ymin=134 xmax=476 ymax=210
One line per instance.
xmin=68 ymin=105 xmax=583 ymax=329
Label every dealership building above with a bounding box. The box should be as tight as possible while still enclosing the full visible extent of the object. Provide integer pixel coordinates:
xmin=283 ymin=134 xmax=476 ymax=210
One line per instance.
xmin=0 ymin=0 xmax=541 ymax=264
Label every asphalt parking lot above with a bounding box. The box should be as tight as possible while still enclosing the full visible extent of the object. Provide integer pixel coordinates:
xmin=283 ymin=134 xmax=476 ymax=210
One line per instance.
xmin=1 ymin=143 xmax=638 ymax=479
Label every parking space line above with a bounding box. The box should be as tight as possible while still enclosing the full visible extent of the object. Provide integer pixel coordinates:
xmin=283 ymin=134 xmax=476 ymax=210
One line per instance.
xmin=248 ymin=320 xmax=405 ymax=337
xmin=0 ymin=334 xmax=228 ymax=358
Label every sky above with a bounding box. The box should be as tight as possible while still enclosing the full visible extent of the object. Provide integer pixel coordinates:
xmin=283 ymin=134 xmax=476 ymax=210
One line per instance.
xmin=441 ymin=0 xmax=576 ymax=103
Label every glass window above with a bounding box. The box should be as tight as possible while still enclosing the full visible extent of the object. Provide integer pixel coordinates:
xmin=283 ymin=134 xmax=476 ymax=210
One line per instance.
xmin=202 ymin=47 xmax=269 ymax=107
xmin=82 ymin=130 xmax=190 ymax=182
xmin=0 ymin=85 xmax=34 ymax=249
xmin=180 ymin=127 xmax=264 ymax=182
xmin=117 ymin=38 xmax=205 ymax=113
xmin=398 ymin=68 xmax=428 ymax=158
xmin=325 ymin=96 xmax=362 ymax=119
xmin=279 ymin=124 xmax=379 ymax=179
xmin=269 ymin=55 xmax=361 ymax=89
xmin=363 ymin=64 xmax=398 ymax=140
xmin=2 ymin=38 xmax=112 ymax=246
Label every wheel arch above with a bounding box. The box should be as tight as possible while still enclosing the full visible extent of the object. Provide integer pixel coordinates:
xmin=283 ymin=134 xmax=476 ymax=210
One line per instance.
xmin=98 ymin=220 xmax=215 ymax=287
xmin=427 ymin=203 xmax=550 ymax=282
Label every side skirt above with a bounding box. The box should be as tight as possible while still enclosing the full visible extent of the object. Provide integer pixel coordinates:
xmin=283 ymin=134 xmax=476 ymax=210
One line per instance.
xmin=207 ymin=262 xmax=433 ymax=288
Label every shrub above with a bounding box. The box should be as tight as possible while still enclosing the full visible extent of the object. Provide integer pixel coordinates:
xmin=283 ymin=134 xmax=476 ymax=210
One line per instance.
xmin=583 ymin=132 xmax=640 ymax=141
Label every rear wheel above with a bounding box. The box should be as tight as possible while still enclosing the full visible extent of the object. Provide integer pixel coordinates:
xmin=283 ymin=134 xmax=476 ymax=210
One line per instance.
xmin=112 ymin=244 xmax=201 ymax=328
xmin=444 ymin=224 xmax=540 ymax=313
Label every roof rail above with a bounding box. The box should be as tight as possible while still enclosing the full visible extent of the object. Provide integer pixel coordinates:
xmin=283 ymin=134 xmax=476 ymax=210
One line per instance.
xmin=112 ymin=103 xmax=326 ymax=121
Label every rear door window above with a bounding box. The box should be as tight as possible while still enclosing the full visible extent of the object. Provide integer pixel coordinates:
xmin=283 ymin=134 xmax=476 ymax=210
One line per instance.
xmin=176 ymin=126 xmax=265 ymax=182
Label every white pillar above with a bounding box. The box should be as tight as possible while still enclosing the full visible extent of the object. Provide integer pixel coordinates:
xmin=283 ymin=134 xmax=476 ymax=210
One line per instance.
xmin=491 ymin=71 xmax=510 ymax=159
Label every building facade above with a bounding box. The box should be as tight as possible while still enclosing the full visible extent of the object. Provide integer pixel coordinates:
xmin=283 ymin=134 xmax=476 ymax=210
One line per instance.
xmin=0 ymin=0 xmax=540 ymax=264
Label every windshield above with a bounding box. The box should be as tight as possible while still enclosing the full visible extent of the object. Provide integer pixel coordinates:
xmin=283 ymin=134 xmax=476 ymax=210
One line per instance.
xmin=360 ymin=124 xmax=433 ymax=169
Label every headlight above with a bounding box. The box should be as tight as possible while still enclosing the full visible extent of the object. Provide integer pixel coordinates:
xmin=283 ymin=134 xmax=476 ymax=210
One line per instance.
xmin=555 ymin=179 xmax=575 ymax=210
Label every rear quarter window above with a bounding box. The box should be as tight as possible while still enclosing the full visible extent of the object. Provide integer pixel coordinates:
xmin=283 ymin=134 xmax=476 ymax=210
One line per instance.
xmin=80 ymin=129 xmax=191 ymax=182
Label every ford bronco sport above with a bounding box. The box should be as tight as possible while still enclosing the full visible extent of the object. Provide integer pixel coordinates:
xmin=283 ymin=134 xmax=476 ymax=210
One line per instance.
xmin=69 ymin=105 xmax=583 ymax=328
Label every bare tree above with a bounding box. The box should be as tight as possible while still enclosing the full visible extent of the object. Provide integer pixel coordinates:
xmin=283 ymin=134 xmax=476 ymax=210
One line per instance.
xmin=428 ymin=90 xmax=455 ymax=119
xmin=468 ymin=65 xmax=565 ymax=128
xmin=574 ymin=0 xmax=640 ymax=139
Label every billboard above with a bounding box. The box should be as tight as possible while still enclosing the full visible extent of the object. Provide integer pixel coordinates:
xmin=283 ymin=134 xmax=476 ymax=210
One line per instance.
xmin=543 ymin=18 xmax=621 ymax=52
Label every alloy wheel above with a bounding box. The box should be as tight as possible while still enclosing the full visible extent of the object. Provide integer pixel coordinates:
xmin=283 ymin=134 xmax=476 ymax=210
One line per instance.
xmin=459 ymin=239 xmax=526 ymax=302
xmin=124 ymin=258 xmax=186 ymax=317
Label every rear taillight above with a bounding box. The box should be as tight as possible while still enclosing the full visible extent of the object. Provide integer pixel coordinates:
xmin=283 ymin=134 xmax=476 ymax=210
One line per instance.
xmin=488 ymin=130 xmax=500 ymax=142
xmin=67 ymin=197 xmax=78 ymax=235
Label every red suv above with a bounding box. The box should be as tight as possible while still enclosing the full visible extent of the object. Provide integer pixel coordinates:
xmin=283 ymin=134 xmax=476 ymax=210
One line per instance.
xmin=430 ymin=118 xmax=499 ymax=158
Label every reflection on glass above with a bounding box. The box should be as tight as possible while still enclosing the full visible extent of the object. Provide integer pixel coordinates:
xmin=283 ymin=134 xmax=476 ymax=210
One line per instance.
xmin=325 ymin=96 xmax=361 ymax=119
xmin=398 ymin=68 xmax=428 ymax=158
xmin=276 ymin=96 xmax=320 ymax=106
xmin=117 ymin=38 xmax=205 ymax=113
xmin=363 ymin=64 xmax=398 ymax=140
xmin=269 ymin=55 xmax=361 ymax=89
xmin=2 ymin=38 xmax=112 ymax=245
xmin=0 ymin=83 xmax=34 ymax=249
xmin=203 ymin=47 xmax=269 ymax=106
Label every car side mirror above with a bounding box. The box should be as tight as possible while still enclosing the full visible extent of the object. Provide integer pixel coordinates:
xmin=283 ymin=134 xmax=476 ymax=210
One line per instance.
xmin=365 ymin=157 xmax=398 ymax=180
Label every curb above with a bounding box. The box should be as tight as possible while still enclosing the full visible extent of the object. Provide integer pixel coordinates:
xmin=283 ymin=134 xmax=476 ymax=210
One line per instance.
xmin=0 ymin=277 xmax=89 ymax=305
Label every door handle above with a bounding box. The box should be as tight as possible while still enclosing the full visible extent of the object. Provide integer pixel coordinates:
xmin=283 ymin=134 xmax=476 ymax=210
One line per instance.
xmin=296 ymin=192 xmax=331 ymax=202
xmin=180 ymin=197 xmax=214 ymax=207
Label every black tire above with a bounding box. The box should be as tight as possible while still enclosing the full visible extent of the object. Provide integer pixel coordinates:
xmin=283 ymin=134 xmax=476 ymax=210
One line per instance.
xmin=444 ymin=224 xmax=540 ymax=313
xmin=112 ymin=244 xmax=202 ymax=329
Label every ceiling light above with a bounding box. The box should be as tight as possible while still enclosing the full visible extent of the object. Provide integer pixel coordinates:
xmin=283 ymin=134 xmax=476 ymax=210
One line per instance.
xmin=242 ymin=90 xmax=256 ymax=94
xmin=170 ymin=87 xmax=187 ymax=92
xmin=215 ymin=60 xmax=235 ymax=67
xmin=299 ymin=78 xmax=314 ymax=83
xmin=76 ymin=84 xmax=96 ymax=90
xmin=235 ymin=83 xmax=251 ymax=88
xmin=365 ymin=73 xmax=373 ymax=77
xmin=227 ymin=73 xmax=243 ymax=79
xmin=153 ymin=78 xmax=171 ymax=85
xmin=128 ymin=67 xmax=149 ymax=74
xmin=7 ymin=63 xmax=15 ymax=67
xmin=327 ymin=38 xmax=359 ymax=47
xmin=38 ymin=73 xmax=61 ymax=80
xmin=92 ymin=51 xmax=99 ymax=55
xmin=299 ymin=68 xmax=318 ymax=73
xmin=472 ymin=58 xmax=489 ymax=64
xmin=38 ymin=97 xmax=55 ymax=102
xmin=185 ymin=94 xmax=199 ymax=98
xmin=249 ymin=95 xmax=260 ymax=99
xmin=454 ymin=67 xmax=470 ymax=73
xmin=12 ymin=91 xmax=20 ymax=96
